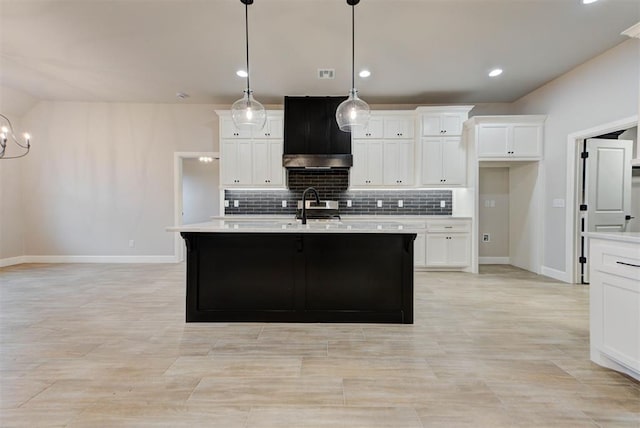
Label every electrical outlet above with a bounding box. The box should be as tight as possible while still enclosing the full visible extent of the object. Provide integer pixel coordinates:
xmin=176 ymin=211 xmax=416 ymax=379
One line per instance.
xmin=440 ymin=200 xmax=446 ymax=208
xmin=281 ymin=200 xmax=287 ymax=208
xmin=346 ymin=200 xmax=352 ymax=208
xmin=482 ymin=233 xmax=490 ymax=242
xmin=233 ymin=200 xmax=239 ymax=208
xmin=398 ymin=200 xmax=403 ymax=208
xmin=128 ymin=240 xmax=135 ymax=248
xmin=377 ymin=200 xmax=383 ymax=208
xmin=224 ymin=200 xmax=230 ymax=207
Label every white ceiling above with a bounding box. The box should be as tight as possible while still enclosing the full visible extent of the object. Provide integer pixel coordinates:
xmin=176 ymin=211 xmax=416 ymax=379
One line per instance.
xmin=1 ymin=0 xmax=638 ymax=106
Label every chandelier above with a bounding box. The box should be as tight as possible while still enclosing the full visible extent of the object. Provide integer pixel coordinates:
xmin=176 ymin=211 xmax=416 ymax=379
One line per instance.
xmin=0 ymin=114 xmax=30 ymax=159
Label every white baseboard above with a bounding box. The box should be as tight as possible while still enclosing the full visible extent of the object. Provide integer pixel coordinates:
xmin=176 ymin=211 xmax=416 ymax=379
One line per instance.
xmin=2 ymin=255 xmax=180 ymax=266
xmin=479 ymin=257 xmax=510 ymax=264
xmin=541 ymin=265 xmax=571 ymax=283
xmin=0 ymin=256 xmax=29 ymax=268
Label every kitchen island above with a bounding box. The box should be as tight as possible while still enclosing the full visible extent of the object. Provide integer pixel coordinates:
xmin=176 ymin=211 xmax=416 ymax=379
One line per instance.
xmin=586 ymin=231 xmax=640 ymax=382
xmin=168 ymin=220 xmax=420 ymax=324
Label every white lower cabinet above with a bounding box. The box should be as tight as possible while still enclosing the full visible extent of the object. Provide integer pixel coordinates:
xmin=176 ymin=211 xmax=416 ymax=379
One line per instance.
xmin=414 ymin=220 xmax=471 ymax=269
xmin=414 ymin=232 xmax=426 ymax=267
xmin=589 ymin=236 xmax=640 ymax=381
xmin=425 ymin=234 xmax=470 ymax=268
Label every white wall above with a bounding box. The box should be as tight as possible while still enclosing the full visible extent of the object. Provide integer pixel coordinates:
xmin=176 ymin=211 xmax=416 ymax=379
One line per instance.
xmin=182 ymin=158 xmax=219 ymax=224
xmin=18 ymin=101 xmax=218 ymax=257
xmin=478 ymin=167 xmax=509 ymax=260
xmin=512 ymin=39 xmax=640 ymax=273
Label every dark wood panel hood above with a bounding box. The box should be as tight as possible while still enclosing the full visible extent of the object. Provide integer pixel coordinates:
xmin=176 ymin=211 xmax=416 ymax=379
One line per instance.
xmin=282 ymin=96 xmax=353 ymax=169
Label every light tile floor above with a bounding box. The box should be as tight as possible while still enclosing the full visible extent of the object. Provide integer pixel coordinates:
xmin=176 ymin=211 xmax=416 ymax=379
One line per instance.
xmin=1 ymin=263 xmax=638 ymax=427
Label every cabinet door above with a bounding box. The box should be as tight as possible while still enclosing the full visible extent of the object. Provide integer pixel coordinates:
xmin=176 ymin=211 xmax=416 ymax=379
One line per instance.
xmin=511 ymin=124 xmax=542 ymax=158
xmin=268 ymin=140 xmax=284 ymax=186
xmin=441 ymin=113 xmax=465 ymax=136
xmin=422 ymin=114 xmax=443 ymax=136
xmin=220 ymin=140 xmax=238 ymax=185
xmin=220 ymin=116 xmax=252 ymax=139
xmin=414 ymin=232 xmax=426 ymax=267
xmin=366 ymin=140 xmax=385 ymax=185
xmin=441 ymin=137 xmax=466 ymax=185
xmin=352 ymin=140 xmax=384 ymax=186
xmin=425 ymin=234 xmax=448 ymax=267
xmin=351 ymin=140 xmax=369 ymax=186
xmin=447 ymin=234 xmax=470 ymax=267
xmin=254 ymin=116 xmax=283 ymax=139
xmin=421 ymin=137 xmax=444 ymax=185
xmin=478 ymin=124 xmax=509 ymax=157
xmin=352 ymin=116 xmax=384 ymax=138
xmin=384 ymin=116 xmax=414 ymax=139
xmin=252 ymin=141 xmax=271 ymax=185
xmin=235 ymin=140 xmax=253 ymax=185
xmin=383 ymin=140 xmax=413 ymax=185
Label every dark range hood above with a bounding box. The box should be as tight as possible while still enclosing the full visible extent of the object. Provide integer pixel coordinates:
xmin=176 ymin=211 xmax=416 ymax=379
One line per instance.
xmin=283 ymin=96 xmax=353 ymax=169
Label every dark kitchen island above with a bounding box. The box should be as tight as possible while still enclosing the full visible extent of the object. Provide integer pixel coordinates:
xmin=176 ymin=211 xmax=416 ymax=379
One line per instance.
xmin=171 ymin=220 xmax=419 ymax=324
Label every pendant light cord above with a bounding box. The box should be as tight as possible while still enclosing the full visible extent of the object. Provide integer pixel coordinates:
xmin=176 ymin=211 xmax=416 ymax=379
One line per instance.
xmin=351 ymin=3 xmax=355 ymax=91
xmin=245 ymin=1 xmax=250 ymax=92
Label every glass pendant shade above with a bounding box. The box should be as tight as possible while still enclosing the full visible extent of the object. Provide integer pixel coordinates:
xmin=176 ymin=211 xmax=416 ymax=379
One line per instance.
xmin=231 ymin=90 xmax=266 ymax=129
xmin=336 ymin=89 xmax=370 ymax=132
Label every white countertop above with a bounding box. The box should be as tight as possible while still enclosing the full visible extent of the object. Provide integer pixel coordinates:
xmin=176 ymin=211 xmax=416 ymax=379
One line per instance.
xmin=167 ymin=219 xmax=427 ymax=234
xmin=584 ymin=232 xmax=640 ymax=244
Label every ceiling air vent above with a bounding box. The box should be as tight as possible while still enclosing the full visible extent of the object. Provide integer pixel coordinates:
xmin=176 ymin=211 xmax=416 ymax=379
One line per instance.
xmin=317 ymin=69 xmax=335 ymax=79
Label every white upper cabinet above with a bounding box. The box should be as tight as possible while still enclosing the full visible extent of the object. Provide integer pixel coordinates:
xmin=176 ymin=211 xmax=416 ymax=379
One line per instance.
xmin=351 ymin=140 xmax=384 ymax=186
xmin=352 ymin=116 xmax=384 ymax=139
xmin=468 ymin=115 xmax=546 ymax=160
xmin=219 ymin=116 xmax=253 ymax=139
xmin=217 ymin=110 xmax=285 ymax=187
xmin=218 ymin=111 xmax=283 ymax=139
xmin=252 ymin=140 xmax=284 ymax=186
xmin=418 ymin=106 xmax=473 ymax=137
xmin=383 ymin=140 xmax=414 ymax=185
xmin=253 ymin=116 xmax=284 ymax=139
xmin=421 ymin=137 xmax=466 ymax=186
xmin=383 ymin=116 xmax=414 ymax=139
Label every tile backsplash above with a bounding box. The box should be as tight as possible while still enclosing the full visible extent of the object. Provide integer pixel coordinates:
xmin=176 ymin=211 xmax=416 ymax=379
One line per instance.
xmin=224 ymin=170 xmax=452 ymax=216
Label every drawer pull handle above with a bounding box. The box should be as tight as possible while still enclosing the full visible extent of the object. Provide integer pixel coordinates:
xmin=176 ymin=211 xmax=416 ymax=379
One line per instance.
xmin=616 ymin=261 xmax=640 ymax=268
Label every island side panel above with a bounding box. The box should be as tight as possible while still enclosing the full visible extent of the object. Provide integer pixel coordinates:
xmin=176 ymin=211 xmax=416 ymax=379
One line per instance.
xmin=181 ymin=232 xmax=415 ymax=323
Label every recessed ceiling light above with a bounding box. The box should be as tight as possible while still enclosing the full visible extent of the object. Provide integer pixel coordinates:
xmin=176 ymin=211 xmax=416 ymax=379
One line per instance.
xmin=359 ymin=70 xmax=371 ymax=78
xmin=582 ymin=0 xmax=599 ymax=4
xmin=488 ymin=68 xmax=503 ymax=77
xmin=176 ymin=92 xmax=190 ymax=99
xmin=236 ymin=70 xmax=248 ymax=78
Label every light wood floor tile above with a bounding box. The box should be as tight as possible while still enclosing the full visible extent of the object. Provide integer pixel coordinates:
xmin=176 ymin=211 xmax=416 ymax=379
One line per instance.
xmin=1 ymin=262 xmax=639 ymax=426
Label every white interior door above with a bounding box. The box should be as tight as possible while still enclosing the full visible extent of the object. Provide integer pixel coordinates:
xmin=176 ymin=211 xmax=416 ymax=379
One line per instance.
xmin=581 ymin=138 xmax=633 ymax=282
xmin=585 ymin=138 xmax=633 ymax=232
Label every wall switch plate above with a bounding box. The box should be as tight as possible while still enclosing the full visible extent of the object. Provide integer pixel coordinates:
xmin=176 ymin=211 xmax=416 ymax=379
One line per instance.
xmin=281 ymin=200 xmax=287 ymax=208
xmin=346 ymin=200 xmax=352 ymax=208
xmin=128 ymin=240 xmax=135 ymax=248
xmin=398 ymin=200 xmax=403 ymax=208
xmin=233 ymin=200 xmax=239 ymax=208
xmin=224 ymin=200 xmax=230 ymax=207
xmin=482 ymin=233 xmax=490 ymax=242
xmin=377 ymin=200 xmax=383 ymax=208
xmin=490 ymin=200 xmax=496 ymax=208
xmin=440 ymin=200 xmax=446 ymax=208
xmin=552 ymin=198 xmax=565 ymax=208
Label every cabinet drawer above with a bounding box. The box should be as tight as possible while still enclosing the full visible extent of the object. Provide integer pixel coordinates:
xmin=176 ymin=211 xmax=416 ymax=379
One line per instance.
xmin=591 ymin=240 xmax=640 ymax=281
xmin=426 ymin=221 xmax=470 ymax=233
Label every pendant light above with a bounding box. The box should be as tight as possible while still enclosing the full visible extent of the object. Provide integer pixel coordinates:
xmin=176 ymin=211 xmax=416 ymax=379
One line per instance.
xmin=231 ymin=0 xmax=267 ymax=130
xmin=335 ymin=0 xmax=370 ymax=133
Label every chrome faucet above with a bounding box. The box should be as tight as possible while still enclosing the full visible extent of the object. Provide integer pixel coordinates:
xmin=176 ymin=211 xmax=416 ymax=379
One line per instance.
xmin=301 ymin=187 xmax=321 ymax=225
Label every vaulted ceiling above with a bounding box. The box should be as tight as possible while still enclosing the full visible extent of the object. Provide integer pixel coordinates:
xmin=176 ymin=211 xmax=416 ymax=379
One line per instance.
xmin=1 ymin=0 xmax=638 ymax=106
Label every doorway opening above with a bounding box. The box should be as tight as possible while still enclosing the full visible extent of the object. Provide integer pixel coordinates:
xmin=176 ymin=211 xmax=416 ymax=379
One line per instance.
xmin=173 ymin=152 xmax=220 ymax=262
xmin=566 ymin=116 xmax=638 ymax=284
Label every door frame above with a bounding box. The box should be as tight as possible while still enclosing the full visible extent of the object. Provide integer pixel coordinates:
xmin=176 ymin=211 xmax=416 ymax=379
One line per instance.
xmin=173 ymin=151 xmax=220 ymax=262
xmin=565 ymin=115 xmax=637 ymax=284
